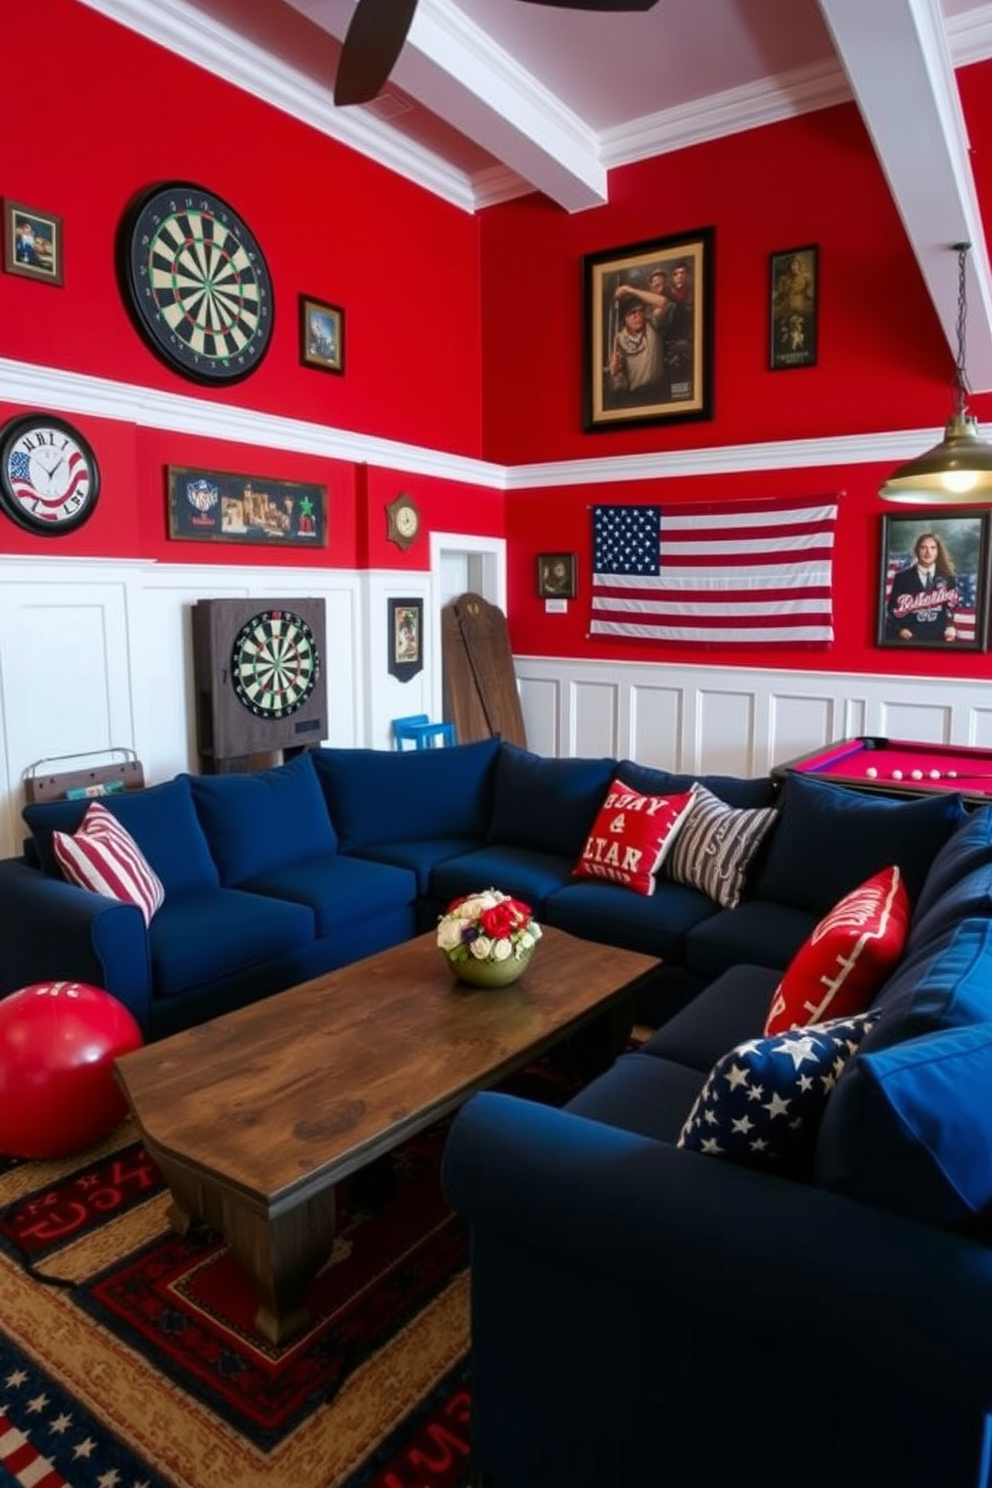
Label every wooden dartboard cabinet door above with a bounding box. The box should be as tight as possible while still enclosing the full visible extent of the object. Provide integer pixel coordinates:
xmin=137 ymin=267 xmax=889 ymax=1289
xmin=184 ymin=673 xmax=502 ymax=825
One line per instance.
xmin=442 ymin=593 xmax=527 ymax=748
xmin=191 ymin=597 xmax=328 ymax=772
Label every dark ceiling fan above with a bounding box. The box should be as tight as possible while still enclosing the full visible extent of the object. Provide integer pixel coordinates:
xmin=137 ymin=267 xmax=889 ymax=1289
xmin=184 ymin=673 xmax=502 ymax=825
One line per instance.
xmin=333 ymin=0 xmax=660 ymax=106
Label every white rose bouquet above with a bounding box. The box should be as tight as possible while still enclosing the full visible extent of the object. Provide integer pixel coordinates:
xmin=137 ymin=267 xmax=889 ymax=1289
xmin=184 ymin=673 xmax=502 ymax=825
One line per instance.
xmin=436 ymin=888 xmax=542 ymax=968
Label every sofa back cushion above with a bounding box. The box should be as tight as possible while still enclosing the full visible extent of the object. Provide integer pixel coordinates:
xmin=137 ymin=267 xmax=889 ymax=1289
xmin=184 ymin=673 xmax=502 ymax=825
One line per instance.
xmin=815 ymin=1018 xmax=992 ymax=1228
xmin=859 ymin=915 xmax=992 ymax=1057
xmin=487 ymin=744 xmax=616 ymax=860
xmin=905 ymin=854 xmax=992 ymax=955
xmin=313 ymin=737 xmax=499 ymax=851
xmin=190 ymin=752 xmax=337 ymax=883
xmin=615 ymin=760 xmax=777 ymax=811
xmin=751 ymin=772 xmax=966 ymax=916
xmin=23 ymin=774 xmax=219 ymax=896
xmin=912 ymin=804 xmax=992 ymax=923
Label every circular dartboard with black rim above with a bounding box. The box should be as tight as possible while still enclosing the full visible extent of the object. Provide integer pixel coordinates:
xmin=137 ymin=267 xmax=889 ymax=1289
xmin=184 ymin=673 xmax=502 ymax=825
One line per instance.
xmin=231 ymin=608 xmax=320 ymax=719
xmin=121 ymin=181 xmax=273 ymax=384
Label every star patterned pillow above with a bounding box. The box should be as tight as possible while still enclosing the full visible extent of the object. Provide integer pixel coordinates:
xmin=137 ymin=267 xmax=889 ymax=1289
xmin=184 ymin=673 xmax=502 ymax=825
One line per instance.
xmin=676 ymin=1011 xmax=880 ymax=1176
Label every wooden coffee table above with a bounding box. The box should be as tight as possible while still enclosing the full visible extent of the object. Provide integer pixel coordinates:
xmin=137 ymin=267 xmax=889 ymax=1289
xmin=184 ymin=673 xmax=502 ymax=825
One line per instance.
xmin=114 ymin=926 xmax=658 ymax=1344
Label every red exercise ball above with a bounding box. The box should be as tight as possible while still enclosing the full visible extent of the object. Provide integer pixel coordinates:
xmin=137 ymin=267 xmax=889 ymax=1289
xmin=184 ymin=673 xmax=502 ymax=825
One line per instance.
xmin=0 ymin=982 xmax=143 ymax=1159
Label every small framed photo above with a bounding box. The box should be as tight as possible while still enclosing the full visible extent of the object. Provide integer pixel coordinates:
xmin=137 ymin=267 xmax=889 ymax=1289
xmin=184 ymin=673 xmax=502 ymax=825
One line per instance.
xmin=3 ymin=200 xmax=63 ymax=285
xmin=769 ymin=245 xmax=817 ymax=370
xmin=388 ymin=598 xmax=423 ymax=681
xmin=583 ymin=228 xmax=713 ymax=432
xmin=537 ymin=552 xmax=577 ymax=599
xmin=877 ymin=511 xmax=991 ymax=652
xmin=300 ymin=294 xmax=344 ymax=373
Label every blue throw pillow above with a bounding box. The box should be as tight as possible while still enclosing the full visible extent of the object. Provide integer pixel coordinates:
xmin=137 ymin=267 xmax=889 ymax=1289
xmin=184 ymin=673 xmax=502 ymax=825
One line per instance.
xmin=676 ymin=1010 xmax=879 ymax=1175
xmin=751 ymin=772 xmax=966 ymax=915
xmin=815 ymin=1021 xmax=992 ymax=1228
xmin=24 ymin=775 xmax=219 ymax=896
xmin=313 ymin=737 xmax=499 ymax=851
xmin=486 ymin=743 xmax=616 ymax=859
xmin=189 ymin=752 xmax=337 ymax=883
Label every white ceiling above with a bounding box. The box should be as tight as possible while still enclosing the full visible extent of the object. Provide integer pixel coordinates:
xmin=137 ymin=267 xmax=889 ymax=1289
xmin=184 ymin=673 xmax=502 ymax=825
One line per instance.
xmin=84 ymin=0 xmax=992 ymax=388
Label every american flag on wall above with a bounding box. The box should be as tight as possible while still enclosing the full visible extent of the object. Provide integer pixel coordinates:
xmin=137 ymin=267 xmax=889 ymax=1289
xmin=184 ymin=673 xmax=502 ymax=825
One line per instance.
xmin=590 ymin=496 xmax=839 ymax=645
xmin=885 ymin=555 xmax=977 ymax=641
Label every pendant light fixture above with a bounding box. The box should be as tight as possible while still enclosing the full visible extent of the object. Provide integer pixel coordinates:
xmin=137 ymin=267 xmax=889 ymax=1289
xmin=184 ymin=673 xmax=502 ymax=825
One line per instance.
xmin=880 ymin=241 xmax=992 ymax=504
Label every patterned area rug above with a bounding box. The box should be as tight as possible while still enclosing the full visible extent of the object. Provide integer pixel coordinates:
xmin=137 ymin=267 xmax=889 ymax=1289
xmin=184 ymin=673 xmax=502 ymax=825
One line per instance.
xmin=0 ymin=1119 xmax=474 ymax=1488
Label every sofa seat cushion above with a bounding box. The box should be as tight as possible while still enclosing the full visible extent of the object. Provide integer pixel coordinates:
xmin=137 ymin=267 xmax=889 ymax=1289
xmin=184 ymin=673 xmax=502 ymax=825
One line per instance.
xmin=684 ymin=900 xmax=816 ymax=982
xmin=677 ymin=1010 xmax=879 ymax=1175
xmin=764 ymin=865 xmax=910 ymax=1035
xmin=572 ymin=780 xmax=696 ymax=896
xmin=189 ymin=753 xmax=336 ymax=883
xmin=614 ymin=761 xmax=778 ymax=810
xmin=239 ymin=854 xmax=416 ymax=937
xmin=640 ymin=965 xmax=782 ymax=1074
xmin=313 ymin=738 xmax=499 ymax=851
xmin=430 ymin=847 xmax=573 ymax=915
xmin=24 ymin=775 xmax=219 ymax=896
xmin=348 ymin=838 xmax=482 ymax=895
xmin=486 ymin=744 xmax=616 ymax=860
xmin=815 ymin=1020 xmax=992 ymax=1228
xmin=565 ymin=1052 xmax=705 ymax=1144
xmin=912 ymin=805 xmax=992 ymax=923
xmin=148 ymin=889 xmax=315 ymax=999
xmin=751 ymin=772 xmax=967 ymax=916
xmin=858 ymin=917 xmax=992 ymax=1057
xmin=543 ymin=878 xmax=717 ymax=962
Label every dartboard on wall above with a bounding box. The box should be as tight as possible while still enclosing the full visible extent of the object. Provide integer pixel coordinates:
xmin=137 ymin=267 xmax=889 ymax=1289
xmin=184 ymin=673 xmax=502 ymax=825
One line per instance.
xmin=119 ymin=182 xmax=274 ymax=385
xmin=191 ymin=598 xmax=327 ymax=765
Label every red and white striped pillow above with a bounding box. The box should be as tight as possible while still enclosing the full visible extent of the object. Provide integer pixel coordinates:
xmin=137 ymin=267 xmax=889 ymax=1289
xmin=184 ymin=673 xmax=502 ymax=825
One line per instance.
xmin=53 ymin=801 xmax=165 ymax=926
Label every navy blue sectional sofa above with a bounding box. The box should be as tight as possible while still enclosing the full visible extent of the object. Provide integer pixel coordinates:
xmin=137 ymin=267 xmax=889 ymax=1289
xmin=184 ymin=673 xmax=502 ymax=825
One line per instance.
xmin=0 ymin=736 xmax=971 ymax=1048
xmin=443 ymin=802 xmax=992 ymax=1488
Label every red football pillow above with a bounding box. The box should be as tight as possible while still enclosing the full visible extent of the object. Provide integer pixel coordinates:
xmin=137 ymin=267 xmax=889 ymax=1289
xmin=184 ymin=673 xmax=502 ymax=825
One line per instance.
xmin=764 ymin=864 xmax=909 ymax=1035
xmin=573 ymin=779 xmax=697 ymax=896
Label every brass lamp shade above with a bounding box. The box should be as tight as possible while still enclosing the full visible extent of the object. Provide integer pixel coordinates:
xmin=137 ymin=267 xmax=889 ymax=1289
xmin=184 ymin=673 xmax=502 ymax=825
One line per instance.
xmin=880 ymin=413 xmax=992 ymax=504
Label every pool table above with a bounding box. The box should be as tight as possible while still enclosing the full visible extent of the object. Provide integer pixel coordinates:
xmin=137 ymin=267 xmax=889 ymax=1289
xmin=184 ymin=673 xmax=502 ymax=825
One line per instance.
xmin=772 ymin=736 xmax=992 ymax=807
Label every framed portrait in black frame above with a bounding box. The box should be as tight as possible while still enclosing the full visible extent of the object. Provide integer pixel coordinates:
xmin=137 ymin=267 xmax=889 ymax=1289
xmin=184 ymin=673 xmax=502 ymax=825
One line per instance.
xmin=877 ymin=510 xmax=990 ymax=651
xmin=537 ymin=552 xmax=577 ymax=598
xmin=388 ymin=597 xmax=423 ymax=681
xmin=583 ymin=227 xmax=713 ymax=432
xmin=769 ymin=245 xmax=818 ymax=370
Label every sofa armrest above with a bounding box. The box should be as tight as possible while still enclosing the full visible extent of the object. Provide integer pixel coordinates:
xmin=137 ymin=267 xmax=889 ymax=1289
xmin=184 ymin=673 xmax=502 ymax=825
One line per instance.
xmin=0 ymin=858 xmax=152 ymax=1036
xmin=443 ymin=1091 xmax=992 ymax=1412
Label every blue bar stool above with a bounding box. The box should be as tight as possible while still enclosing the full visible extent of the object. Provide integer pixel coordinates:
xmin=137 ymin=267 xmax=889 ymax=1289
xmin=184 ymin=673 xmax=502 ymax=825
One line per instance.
xmin=392 ymin=714 xmax=457 ymax=750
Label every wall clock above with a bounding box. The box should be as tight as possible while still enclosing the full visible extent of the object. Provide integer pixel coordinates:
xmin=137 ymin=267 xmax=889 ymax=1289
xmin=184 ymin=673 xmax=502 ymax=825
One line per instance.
xmin=119 ymin=181 xmax=274 ymax=385
xmin=0 ymin=413 xmax=100 ymax=535
xmin=386 ymin=493 xmax=420 ymax=551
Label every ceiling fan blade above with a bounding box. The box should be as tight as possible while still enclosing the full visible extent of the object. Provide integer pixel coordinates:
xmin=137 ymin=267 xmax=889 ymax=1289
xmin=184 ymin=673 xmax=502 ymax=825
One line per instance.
xmin=519 ymin=0 xmax=659 ymax=8
xmin=334 ymin=0 xmax=420 ymax=106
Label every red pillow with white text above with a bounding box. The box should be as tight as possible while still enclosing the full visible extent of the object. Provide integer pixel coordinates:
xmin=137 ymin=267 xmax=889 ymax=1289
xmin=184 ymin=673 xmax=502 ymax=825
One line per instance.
xmin=573 ymin=780 xmax=697 ymax=896
xmin=763 ymin=864 xmax=909 ymax=1035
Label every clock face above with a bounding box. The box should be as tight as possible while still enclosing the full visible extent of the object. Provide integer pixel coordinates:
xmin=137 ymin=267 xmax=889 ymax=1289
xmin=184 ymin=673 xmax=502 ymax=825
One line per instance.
xmin=387 ymin=494 xmax=420 ymax=550
xmin=396 ymin=505 xmax=418 ymax=538
xmin=121 ymin=182 xmax=274 ymax=384
xmin=231 ymin=609 xmax=320 ymax=719
xmin=0 ymin=414 xmax=100 ymax=535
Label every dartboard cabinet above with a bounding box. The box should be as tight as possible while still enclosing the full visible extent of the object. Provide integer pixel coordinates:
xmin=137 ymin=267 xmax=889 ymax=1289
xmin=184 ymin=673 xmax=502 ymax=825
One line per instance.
xmin=191 ymin=597 xmax=328 ymax=772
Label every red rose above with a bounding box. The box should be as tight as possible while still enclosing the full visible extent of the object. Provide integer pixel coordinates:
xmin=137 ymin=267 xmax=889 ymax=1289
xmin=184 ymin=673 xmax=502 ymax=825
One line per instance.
xmin=479 ymin=902 xmax=518 ymax=939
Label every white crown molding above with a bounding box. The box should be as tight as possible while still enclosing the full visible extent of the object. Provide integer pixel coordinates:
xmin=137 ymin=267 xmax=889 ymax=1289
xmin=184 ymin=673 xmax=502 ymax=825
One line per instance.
xmin=2 ymin=357 xmax=966 ymax=494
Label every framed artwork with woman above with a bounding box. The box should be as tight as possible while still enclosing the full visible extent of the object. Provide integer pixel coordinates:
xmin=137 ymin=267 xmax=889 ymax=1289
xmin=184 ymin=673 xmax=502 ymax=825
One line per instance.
xmin=877 ymin=511 xmax=991 ymax=651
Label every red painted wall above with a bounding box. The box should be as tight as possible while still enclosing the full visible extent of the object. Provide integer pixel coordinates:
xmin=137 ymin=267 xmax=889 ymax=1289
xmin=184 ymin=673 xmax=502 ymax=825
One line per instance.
xmin=3 ymin=2 xmax=992 ymax=688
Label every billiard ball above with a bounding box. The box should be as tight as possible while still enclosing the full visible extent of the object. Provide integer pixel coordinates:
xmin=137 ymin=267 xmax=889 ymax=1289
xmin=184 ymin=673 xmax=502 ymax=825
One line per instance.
xmin=948 ymin=770 xmax=958 ymax=779
xmin=929 ymin=769 xmax=941 ymax=780
xmin=892 ymin=769 xmax=903 ymax=780
xmin=911 ymin=769 xmax=923 ymax=781
xmin=865 ymin=766 xmax=878 ymax=778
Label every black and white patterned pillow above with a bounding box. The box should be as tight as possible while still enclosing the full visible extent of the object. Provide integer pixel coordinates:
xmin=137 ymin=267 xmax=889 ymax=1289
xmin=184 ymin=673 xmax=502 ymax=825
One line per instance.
xmin=663 ymin=783 xmax=777 ymax=908
xmin=676 ymin=1011 xmax=879 ymax=1174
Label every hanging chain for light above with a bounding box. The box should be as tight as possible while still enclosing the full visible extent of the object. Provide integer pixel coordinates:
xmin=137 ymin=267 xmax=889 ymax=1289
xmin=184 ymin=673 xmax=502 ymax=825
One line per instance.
xmin=953 ymin=240 xmax=971 ymax=415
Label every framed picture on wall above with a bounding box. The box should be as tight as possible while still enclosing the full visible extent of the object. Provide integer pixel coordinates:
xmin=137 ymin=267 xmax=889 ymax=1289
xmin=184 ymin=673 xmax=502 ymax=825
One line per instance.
xmin=877 ymin=510 xmax=991 ymax=651
xmin=388 ymin=597 xmax=424 ymax=681
xmin=769 ymin=245 xmax=818 ymax=370
xmin=167 ymin=466 xmax=327 ymax=547
xmin=537 ymin=552 xmax=577 ymax=598
xmin=3 ymin=200 xmax=63 ymax=285
xmin=300 ymin=294 xmax=344 ymax=373
xmin=583 ymin=227 xmax=713 ymax=432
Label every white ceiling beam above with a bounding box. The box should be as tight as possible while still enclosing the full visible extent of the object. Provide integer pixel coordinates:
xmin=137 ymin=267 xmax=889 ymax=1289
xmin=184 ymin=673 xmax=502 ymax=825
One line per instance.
xmin=817 ymin=0 xmax=992 ymax=391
